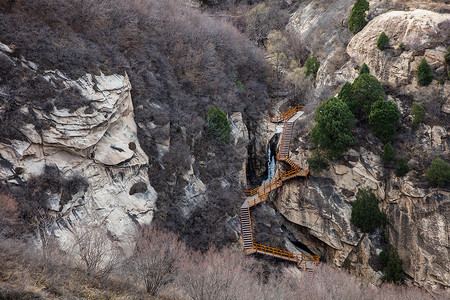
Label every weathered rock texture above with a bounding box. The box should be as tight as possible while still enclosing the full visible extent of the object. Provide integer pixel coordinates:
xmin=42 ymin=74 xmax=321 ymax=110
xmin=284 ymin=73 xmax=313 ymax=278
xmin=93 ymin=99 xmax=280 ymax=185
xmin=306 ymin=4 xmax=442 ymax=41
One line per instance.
xmin=0 ymin=44 xmax=156 ymax=244
xmin=283 ymin=3 xmax=449 ymax=295
xmin=346 ymin=9 xmax=450 ymax=104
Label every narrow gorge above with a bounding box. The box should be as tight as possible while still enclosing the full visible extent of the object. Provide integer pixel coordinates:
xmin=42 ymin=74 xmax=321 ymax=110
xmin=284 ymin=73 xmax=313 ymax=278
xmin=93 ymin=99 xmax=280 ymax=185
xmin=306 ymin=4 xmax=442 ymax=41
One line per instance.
xmin=0 ymin=0 xmax=448 ymax=298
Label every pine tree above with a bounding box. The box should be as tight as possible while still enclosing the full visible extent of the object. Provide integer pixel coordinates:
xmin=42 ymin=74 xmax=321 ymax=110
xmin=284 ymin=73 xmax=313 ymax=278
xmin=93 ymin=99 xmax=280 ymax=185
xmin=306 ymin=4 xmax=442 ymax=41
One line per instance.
xmin=337 ymin=81 xmax=357 ymax=114
xmin=351 ymin=187 xmax=387 ymax=233
xmin=352 ymin=73 xmax=385 ymax=114
xmin=369 ymin=99 xmax=399 ymax=143
xmin=311 ymin=97 xmax=355 ymax=159
xmin=382 ymin=143 xmax=395 ymax=165
xmin=348 ymin=0 xmax=369 ymax=34
xmin=396 ymin=157 xmax=409 ymax=177
xmin=359 ymin=63 xmax=370 ymax=75
xmin=382 ymin=247 xmax=405 ymax=284
xmin=411 ymin=102 xmax=425 ymax=125
xmin=377 ymin=32 xmax=389 ymax=50
xmin=207 ymin=106 xmax=231 ymax=143
xmin=304 ymin=54 xmax=320 ymax=79
xmin=425 ymin=158 xmax=450 ymax=187
xmin=417 ymin=58 xmax=433 ymax=86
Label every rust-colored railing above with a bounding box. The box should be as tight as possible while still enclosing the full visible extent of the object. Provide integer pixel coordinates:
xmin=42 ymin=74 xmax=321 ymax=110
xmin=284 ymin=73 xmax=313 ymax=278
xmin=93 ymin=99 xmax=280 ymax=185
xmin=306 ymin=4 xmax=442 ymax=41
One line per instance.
xmin=267 ymin=105 xmax=304 ymax=123
xmin=252 ymin=243 xmax=320 ymax=265
xmin=280 ymin=156 xmax=299 ymax=170
xmin=240 ymin=105 xmax=318 ymax=271
xmin=243 ymin=188 xmax=258 ymax=196
xmin=257 ymin=177 xmax=282 ymax=197
xmin=277 ymin=120 xmax=288 ymax=159
xmin=247 ymin=193 xmax=268 ymax=208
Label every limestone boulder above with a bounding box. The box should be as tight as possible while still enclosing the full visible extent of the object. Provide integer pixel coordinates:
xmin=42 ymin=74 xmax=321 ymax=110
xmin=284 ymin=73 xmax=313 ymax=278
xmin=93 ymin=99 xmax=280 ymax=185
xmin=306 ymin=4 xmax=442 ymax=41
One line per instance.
xmin=346 ymin=10 xmax=449 ymax=99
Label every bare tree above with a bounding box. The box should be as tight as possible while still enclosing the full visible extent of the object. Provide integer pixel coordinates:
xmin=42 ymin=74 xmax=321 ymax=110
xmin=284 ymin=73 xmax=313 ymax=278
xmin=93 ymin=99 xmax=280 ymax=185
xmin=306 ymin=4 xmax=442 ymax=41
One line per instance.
xmin=176 ymin=247 xmax=259 ymax=300
xmin=127 ymin=226 xmax=186 ymax=296
xmin=71 ymin=224 xmax=121 ymax=279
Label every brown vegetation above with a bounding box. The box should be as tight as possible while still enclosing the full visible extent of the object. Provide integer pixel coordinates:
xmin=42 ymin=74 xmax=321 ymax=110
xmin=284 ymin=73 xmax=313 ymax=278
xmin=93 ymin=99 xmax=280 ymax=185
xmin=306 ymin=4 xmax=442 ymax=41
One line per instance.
xmin=0 ymin=0 xmax=273 ymax=251
xmin=0 ymin=226 xmax=437 ymax=299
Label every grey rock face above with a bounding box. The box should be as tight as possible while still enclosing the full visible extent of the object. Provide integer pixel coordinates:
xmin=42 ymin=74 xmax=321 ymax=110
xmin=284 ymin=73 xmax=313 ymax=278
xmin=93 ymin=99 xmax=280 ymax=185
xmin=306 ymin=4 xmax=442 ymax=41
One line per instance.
xmin=0 ymin=46 xmax=156 ymax=245
xmin=285 ymin=4 xmax=449 ymax=294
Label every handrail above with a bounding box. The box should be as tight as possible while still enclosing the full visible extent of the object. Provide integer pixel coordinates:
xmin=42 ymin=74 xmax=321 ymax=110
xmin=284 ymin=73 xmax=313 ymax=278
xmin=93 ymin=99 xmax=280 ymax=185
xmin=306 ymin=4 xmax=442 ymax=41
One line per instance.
xmin=240 ymin=105 xmax=318 ymax=271
xmin=267 ymin=105 xmax=304 ymax=123
xmin=253 ymin=243 xmax=320 ymax=263
xmin=248 ymin=193 xmax=268 ymax=207
xmin=242 ymin=188 xmax=258 ymax=196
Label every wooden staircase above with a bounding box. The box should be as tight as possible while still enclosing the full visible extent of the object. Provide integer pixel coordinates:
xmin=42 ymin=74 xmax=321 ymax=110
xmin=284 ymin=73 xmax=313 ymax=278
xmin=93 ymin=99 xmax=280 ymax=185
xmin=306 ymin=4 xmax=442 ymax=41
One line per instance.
xmin=240 ymin=106 xmax=319 ymax=271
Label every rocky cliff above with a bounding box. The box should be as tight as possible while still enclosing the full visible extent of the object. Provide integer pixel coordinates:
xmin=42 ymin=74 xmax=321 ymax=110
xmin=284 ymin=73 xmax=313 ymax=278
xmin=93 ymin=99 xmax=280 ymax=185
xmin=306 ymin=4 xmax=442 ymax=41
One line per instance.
xmin=0 ymin=43 xmax=156 ymax=243
xmin=275 ymin=1 xmax=450 ymax=295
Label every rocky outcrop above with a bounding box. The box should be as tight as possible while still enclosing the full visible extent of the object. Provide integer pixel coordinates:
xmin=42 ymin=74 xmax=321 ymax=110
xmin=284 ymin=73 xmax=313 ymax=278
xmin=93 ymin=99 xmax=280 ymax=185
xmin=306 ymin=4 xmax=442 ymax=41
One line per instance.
xmin=284 ymin=4 xmax=449 ymax=294
xmin=0 ymin=44 xmax=156 ymax=244
xmin=276 ymin=125 xmax=449 ymax=293
xmin=346 ymin=10 xmax=450 ymax=106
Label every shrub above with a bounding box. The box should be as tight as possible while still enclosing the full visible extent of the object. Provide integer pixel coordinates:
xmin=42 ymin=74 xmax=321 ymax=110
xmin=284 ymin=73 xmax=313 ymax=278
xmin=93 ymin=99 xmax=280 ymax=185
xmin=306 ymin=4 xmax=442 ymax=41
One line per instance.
xmin=425 ymin=158 xmax=450 ymax=187
xmin=382 ymin=247 xmax=405 ymax=284
xmin=351 ymin=187 xmax=387 ymax=233
xmin=348 ymin=0 xmax=370 ymax=34
xmin=307 ymin=150 xmax=328 ymax=173
xmin=359 ymin=63 xmax=370 ymax=75
xmin=342 ymin=258 xmax=351 ymax=270
xmin=337 ymin=81 xmax=359 ymax=114
xmin=369 ymin=99 xmax=399 ymax=143
xmin=311 ymin=97 xmax=355 ymax=159
xmin=377 ymin=32 xmax=389 ymax=50
xmin=245 ymin=3 xmax=289 ymax=45
xmin=351 ymin=73 xmax=385 ymax=114
xmin=410 ymin=102 xmax=425 ymax=125
xmin=127 ymin=227 xmax=186 ymax=296
xmin=395 ymin=158 xmax=409 ymax=177
xmin=445 ymin=46 xmax=450 ymax=65
xmin=382 ymin=142 xmax=395 ymax=165
xmin=417 ymin=58 xmax=433 ymax=86
xmin=207 ymin=106 xmax=231 ymax=143
xmin=398 ymin=43 xmax=404 ymax=51
xmin=304 ymin=54 xmax=320 ymax=79
xmin=379 ymin=250 xmax=389 ymax=268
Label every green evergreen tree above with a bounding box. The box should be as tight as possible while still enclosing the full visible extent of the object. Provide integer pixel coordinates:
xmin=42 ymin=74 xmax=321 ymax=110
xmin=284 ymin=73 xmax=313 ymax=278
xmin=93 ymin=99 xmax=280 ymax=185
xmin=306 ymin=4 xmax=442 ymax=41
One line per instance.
xmin=382 ymin=247 xmax=405 ymax=284
xmin=348 ymin=0 xmax=369 ymax=34
xmin=444 ymin=46 xmax=450 ymax=65
xmin=307 ymin=150 xmax=328 ymax=173
xmin=351 ymin=73 xmax=385 ymax=114
xmin=206 ymin=106 xmax=231 ymax=142
xmin=377 ymin=32 xmax=389 ymax=50
xmin=304 ymin=54 xmax=320 ymax=79
xmin=410 ymin=102 xmax=425 ymax=125
xmin=425 ymin=158 xmax=450 ymax=187
xmin=311 ymin=97 xmax=355 ymax=159
xmin=351 ymin=187 xmax=387 ymax=233
xmin=369 ymin=99 xmax=399 ymax=143
xmin=342 ymin=258 xmax=351 ymax=270
xmin=395 ymin=157 xmax=409 ymax=177
xmin=337 ymin=82 xmax=358 ymax=115
xmin=379 ymin=250 xmax=389 ymax=268
xmin=417 ymin=58 xmax=433 ymax=86
xmin=382 ymin=142 xmax=395 ymax=165
xmin=359 ymin=63 xmax=370 ymax=75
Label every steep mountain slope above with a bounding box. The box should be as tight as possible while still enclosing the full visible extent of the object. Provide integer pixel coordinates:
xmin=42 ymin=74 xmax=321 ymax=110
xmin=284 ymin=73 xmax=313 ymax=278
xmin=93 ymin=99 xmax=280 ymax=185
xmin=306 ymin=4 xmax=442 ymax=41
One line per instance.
xmin=276 ymin=0 xmax=449 ymax=294
xmin=0 ymin=0 xmax=270 ymax=249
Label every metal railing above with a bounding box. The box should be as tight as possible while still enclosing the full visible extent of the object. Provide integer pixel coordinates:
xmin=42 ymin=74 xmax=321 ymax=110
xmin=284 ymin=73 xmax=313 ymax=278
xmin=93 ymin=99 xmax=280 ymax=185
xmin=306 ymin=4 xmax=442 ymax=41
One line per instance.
xmin=267 ymin=105 xmax=304 ymax=123
xmin=241 ymin=105 xmax=318 ymax=271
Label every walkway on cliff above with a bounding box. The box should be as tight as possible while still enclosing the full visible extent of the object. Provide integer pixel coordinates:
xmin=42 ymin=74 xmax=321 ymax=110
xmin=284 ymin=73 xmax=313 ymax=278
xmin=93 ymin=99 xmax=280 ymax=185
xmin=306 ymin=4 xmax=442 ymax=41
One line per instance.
xmin=240 ymin=105 xmax=319 ymax=271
